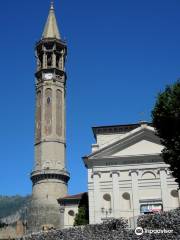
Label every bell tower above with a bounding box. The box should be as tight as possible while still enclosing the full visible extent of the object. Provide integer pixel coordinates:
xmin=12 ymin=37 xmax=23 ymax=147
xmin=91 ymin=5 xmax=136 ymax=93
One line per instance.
xmin=27 ymin=1 xmax=70 ymax=232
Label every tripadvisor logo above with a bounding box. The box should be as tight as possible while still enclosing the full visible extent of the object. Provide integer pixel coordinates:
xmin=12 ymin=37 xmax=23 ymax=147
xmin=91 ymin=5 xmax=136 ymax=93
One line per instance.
xmin=135 ymin=227 xmax=174 ymax=235
xmin=135 ymin=227 xmax=143 ymax=235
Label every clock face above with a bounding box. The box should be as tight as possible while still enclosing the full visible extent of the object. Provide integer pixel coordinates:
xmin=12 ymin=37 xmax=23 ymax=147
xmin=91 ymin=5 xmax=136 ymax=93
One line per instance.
xmin=44 ymin=73 xmax=53 ymax=80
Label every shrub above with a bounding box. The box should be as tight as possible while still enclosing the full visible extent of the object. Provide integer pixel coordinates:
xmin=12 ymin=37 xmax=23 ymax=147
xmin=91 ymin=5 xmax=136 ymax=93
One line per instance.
xmin=23 ymin=209 xmax=180 ymax=240
xmin=137 ymin=208 xmax=180 ymax=239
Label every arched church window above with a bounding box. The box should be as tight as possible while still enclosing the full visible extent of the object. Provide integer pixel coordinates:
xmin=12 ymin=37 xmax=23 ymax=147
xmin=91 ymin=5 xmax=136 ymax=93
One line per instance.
xmin=39 ymin=55 xmax=43 ymax=67
xmin=47 ymin=97 xmax=51 ymax=104
xmin=37 ymin=56 xmax=41 ymax=70
xmin=56 ymin=55 xmax=60 ymax=68
xmin=47 ymin=53 xmax=52 ymax=67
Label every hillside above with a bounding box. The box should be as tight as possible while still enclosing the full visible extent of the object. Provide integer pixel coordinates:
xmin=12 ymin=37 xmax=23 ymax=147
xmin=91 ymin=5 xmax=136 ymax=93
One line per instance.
xmin=0 ymin=195 xmax=31 ymax=224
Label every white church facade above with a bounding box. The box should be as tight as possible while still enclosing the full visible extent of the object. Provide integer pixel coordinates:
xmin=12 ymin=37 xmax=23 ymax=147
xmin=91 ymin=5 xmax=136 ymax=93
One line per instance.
xmin=83 ymin=121 xmax=180 ymax=227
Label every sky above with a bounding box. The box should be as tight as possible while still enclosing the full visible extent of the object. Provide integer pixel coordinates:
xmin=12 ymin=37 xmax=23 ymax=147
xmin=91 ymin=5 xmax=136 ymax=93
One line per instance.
xmin=0 ymin=0 xmax=180 ymax=196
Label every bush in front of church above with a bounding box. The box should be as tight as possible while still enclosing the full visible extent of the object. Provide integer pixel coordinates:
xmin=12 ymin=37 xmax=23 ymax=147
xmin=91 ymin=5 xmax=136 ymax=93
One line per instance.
xmin=22 ymin=211 xmax=180 ymax=240
xmin=64 ymin=218 xmax=130 ymax=239
xmin=23 ymin=218 xmax=136 ymax=240
xmin=137 ymin=207 xmax=180 ymax=239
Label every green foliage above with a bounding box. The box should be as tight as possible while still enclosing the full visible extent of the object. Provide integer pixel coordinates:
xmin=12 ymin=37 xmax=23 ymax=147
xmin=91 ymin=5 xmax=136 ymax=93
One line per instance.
xmin=23 ymin=213 xmax=180 ymax=240
xmin=74 ymin=207 xmax=88 ymax=226
xmin=74 ymin=193 xmax=89 ymax=226
xmin=23 ymin=218 xmax=133 ymax=240
xmin=137 ymin=208 xmax=180 ymax=239
xmin=0 ymin=195 xmax=30 ymax=218
xmin=152 ymin=80 xmax=180 ymax=187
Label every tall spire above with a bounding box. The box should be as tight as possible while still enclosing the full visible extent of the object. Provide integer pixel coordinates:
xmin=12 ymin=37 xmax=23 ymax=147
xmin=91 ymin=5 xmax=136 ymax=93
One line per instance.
xmin=42 ymin=0 xmax=61 ymax=39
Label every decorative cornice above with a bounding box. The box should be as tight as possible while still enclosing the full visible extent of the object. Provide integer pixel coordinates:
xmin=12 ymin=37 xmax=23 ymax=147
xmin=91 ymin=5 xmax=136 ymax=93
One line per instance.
xmin=31 ymin=169 xmax=70 ymax=185
xmin=35 ymin=139 xmax=66 ymax=146
xmin=92 ymin=122 xmax=152 ymax=139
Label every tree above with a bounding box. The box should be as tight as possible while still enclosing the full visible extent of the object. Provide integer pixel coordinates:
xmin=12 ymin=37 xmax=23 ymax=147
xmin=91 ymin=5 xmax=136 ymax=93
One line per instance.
xmin=0 ymin=220 xmax=7 ymax=228
xmin=152 ymin=80 xmax=180 ymax=188
xmin=74 ymin=192 xmax=89 ymax=226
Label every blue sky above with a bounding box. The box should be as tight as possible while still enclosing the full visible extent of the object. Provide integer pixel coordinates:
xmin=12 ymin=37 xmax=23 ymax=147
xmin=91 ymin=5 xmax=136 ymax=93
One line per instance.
xmin=0 ymin=0 xmax=180 ymax=196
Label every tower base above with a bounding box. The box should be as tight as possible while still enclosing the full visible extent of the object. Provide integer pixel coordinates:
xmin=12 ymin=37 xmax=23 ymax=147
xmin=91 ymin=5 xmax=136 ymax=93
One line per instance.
xmin=27 ymin=197 xmax=64 ymax=233
xmin=27 ymin=170 xmax=70 ymax=233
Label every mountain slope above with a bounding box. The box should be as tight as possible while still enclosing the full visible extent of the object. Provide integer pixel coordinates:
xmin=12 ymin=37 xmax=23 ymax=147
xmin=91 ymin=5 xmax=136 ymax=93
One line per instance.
xmin=0 ymin=195 xmax=31 ymax=223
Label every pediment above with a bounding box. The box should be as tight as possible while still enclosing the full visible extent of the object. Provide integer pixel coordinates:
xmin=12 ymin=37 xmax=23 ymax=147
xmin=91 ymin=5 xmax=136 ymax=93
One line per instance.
xmin=112 ymin=139 xmax=163 ymax=157
xmin=88 ymin=126 xmax=163 ymax=159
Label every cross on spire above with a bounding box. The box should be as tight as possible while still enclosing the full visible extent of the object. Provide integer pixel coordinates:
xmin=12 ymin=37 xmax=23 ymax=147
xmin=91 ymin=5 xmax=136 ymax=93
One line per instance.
xmin=51 ymin=0 xmax=54 ymax=9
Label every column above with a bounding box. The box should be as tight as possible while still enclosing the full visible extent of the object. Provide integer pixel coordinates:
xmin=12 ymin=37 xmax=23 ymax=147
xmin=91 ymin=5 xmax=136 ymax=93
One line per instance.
xmin=61 ymin=50 xmax=64 ymax=69
xmin=93 ymin=172 xmax=101 ymax=223
xmin=130 ymin=170 xmax=139 ymax=227
xmin=43 ymin=52 xmax=47 ymax=68
xmin=52 ymin=52 xmax=56 ymax=68
xmin=159 ymin=168 xmax=169 ymax=211
xmin=112 ymin=171 xmax=120 ymax=218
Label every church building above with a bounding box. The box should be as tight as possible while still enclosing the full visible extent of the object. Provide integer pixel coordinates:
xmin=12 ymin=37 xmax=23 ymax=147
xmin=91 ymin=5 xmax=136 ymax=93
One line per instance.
xmin=83 ymin=122 xmax=180 ymax=227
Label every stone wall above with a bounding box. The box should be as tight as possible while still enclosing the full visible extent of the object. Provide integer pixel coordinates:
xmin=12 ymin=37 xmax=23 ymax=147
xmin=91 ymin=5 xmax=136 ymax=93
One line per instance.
xmin=0 ymin=226 xmax=16 ymax=239
xmin=0 ymin=221 xmax=25 ymax=240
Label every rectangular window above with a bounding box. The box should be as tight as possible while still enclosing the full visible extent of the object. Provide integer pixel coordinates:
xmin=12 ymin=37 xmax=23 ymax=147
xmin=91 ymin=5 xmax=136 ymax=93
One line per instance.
xmin=140 ymin=203 xmax=163 ymax=214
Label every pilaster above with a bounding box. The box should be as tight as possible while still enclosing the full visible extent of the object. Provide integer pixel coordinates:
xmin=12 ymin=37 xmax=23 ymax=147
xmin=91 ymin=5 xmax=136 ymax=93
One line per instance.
xmin=59 ymin=207 xmax=65 ymax=229
xmin=93 ymin=172 xmax=101 ymax=223
xmin=111 ymin=171 xmax=120 ymax=218
xmin=159 ymin=168 xmax=169 ymax=211
xmin=129 ymin=170 xmax=139 ymax=219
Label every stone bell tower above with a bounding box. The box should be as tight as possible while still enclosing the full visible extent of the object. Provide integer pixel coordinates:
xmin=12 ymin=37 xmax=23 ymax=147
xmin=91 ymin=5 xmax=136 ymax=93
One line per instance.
xmin=27 ymin=1 xmax=70 ymax=233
